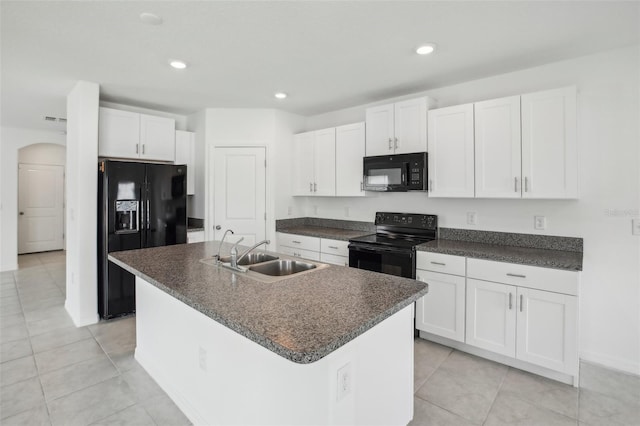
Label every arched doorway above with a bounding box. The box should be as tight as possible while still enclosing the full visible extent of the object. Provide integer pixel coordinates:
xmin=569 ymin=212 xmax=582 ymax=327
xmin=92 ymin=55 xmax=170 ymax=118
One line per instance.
xmin=17 ymin=143 xmax=66 ymax=254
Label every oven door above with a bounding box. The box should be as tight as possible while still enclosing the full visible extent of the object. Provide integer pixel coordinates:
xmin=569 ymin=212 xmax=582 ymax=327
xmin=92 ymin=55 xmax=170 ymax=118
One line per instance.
xmin=348 ymin=243 xmax=416 ymax=279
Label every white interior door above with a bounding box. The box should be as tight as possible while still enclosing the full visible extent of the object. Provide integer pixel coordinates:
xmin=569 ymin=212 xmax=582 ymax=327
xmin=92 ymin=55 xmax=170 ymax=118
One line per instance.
xmin=213 ymin=147 xmax=266 ymax=247
xmin=18 ymin=164 xmax=65 ymax=254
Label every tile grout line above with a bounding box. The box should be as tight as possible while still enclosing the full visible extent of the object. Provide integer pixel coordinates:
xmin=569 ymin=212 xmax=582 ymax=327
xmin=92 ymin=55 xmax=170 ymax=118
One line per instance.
xmin=480 ymin=365 xmax=509 ymax=426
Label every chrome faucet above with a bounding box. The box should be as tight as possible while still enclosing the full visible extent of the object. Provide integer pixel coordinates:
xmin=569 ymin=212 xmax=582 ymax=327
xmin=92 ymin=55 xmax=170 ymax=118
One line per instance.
xmin=216 ymin=229 xmax=234 ymax=263
xmin=234 ymin=239 xmax=271 ymax=268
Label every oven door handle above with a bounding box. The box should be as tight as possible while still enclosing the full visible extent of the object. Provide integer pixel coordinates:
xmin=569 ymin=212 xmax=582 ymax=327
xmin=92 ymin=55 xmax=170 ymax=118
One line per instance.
xmin=349 ymin=244 xmax=413 ymax=256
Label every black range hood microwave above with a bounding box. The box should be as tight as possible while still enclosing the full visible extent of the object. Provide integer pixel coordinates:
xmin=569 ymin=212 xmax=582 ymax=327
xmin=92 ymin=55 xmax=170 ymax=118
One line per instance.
xmin=363 ymin=152 xmax=427 ymax=192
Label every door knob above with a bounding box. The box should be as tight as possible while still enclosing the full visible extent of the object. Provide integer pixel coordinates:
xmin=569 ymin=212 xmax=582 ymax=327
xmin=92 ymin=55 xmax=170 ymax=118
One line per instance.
xmin=19 ymin=212 xmax=24 ymax=215
xmin=215 ymin=225 xmax=221 ymax=230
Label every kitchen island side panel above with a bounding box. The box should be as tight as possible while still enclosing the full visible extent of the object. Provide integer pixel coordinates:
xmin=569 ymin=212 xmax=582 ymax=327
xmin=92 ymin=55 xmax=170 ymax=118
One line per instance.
xmin=134 ymin=276 xmax=414 ymax=426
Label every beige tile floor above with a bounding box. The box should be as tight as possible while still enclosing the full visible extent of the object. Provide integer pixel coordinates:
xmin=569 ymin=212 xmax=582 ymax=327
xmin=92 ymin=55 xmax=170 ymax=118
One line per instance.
xmin=2 ymin=251 xmax=639 ymax=425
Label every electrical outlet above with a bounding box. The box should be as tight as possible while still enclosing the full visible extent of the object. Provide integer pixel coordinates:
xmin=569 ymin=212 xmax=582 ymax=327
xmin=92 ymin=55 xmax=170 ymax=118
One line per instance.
xmin=632 ymin=218 xmax=640 ymax=236
xmin=336 ymin=363 xmax=352 ymax=401
xmin=345 ymin=207 xmax=350 ymax=218
xmin=467 ymin=212 xmax=478 ymax=225
xmin=199 ymin=346 xmax=207 ymax=371
xmin=534 ymin=215 xmax=547 ymax=230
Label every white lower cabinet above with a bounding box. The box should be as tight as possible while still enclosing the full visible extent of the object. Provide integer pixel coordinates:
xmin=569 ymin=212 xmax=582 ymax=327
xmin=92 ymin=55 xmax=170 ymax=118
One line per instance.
xmin=187 ymin=231 xmax=205 ymax=244
xmin=416 ymin=271 xmax=465 ymax=342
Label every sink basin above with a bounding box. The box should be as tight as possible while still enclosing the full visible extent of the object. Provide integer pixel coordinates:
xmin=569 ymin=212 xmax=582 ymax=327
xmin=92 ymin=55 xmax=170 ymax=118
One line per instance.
xmin=218 ymin=253 xmax=279 ymax=266
xmin=249 ymin=260 xmax=317 ymax=276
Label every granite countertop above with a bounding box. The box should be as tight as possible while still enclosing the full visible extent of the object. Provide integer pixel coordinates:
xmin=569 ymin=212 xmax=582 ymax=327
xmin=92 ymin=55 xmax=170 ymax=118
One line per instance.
xmin=417 ymin=239 xmax=583 ymax=271
xmin=276 ymin=226 xmax=372 ymax=241
xmin=109 ymin=241 xmax=427 ymax=364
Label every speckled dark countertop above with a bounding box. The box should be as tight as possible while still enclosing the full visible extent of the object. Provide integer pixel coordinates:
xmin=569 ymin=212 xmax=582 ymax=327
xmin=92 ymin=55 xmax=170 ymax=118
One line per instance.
xmin=277 ymin=226 xmax=372 ymax=241
xmin=109 ymin=241 xmax=427 ymax=364
xmin=417 ymin=240 xmax=583 ymax=271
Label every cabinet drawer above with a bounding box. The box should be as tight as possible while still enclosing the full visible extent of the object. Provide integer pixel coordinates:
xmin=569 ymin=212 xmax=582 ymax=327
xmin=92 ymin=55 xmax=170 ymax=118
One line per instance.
xmin=416 ymin=252 xmax=466 ymax=276
xmin=278 ymin=246 xmax=320 ymax=262
xmin=467 ymin=258 xmax=578 ymax=296
xmin=276 ymin=232 xmax=320 ymax=252
xmin=320 ymin=253 xmax=349 ymax=267
xmin=320 ymin=239 xmax=349 ymax=257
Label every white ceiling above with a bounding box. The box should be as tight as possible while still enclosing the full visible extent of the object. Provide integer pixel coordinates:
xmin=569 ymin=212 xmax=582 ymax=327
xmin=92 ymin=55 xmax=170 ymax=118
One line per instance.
xmin=2 ymin=1 xmax=638 ymax=131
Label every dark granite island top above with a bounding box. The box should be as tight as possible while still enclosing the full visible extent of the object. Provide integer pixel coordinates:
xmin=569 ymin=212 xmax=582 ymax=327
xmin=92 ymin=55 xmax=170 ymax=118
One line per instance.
xmin=109 ymin=241 xmax=427 ymax=364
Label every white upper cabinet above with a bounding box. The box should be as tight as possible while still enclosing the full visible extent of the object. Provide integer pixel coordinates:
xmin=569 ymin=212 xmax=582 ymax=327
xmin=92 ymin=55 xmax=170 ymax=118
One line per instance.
xmin=521 ymin=87 xmax=578 ymax=199
xmin=474 ymin=96 xmax=522 ymax=198
xmin=293 ymin=131 xmax=316 ymax=196
xmin=98 ymin=107 xmax=175 ymax=162
xmin=175 ymin=130 xmax=195 ymax=195
xmin=313 ymin=128 xmax=337 ymax=196
xmin=139 ymin=114 xmax=176 ymax=162
xmin=335 ymin=122 xmax=366 ymax=197
xmin=365 ymin=104 xmax=395 ymax=156
xmin=293 ymin=129 xmax=336 ymax=197
xmin=365 ymin=97 xmax=429 ymax=156
xmin=98 ymin=108 xmax=140 ymax=159
xmin=427 ymin=103 xmax=475 ymax=198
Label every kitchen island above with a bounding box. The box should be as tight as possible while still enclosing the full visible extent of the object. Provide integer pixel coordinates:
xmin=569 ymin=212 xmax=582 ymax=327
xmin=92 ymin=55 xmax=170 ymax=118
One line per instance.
xmin=109 ymin=241 xmax=428 ymax=426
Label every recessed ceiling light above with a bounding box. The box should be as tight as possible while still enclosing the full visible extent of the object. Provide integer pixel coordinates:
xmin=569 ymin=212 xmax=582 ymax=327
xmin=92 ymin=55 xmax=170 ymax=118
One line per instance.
xmin=274 ymin=92 xmax=287 ymax=99
xmin=140 ymin=13 xmax=163 ymax=25
xmin=169 ymin=60 xmax=187 ymax=69
xmin=416 ymin=44 xmax=436 ymax=55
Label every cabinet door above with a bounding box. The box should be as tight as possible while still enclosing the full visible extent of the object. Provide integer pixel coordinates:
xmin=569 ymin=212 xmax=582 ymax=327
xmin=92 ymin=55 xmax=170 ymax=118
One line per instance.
xmin=415 ymin=271 xmax=466 ymax=342
xmin=139 ymin=114 xmax=176 ymax=162
xmin=313 ymin=128 xmax=336 ymax=196
xmin=98 ymin=107 xmax=140 ymax=159
xmin=475 ymin=96 xmax=522 ymax=198
xmin=516 ymin=288 xmax=578 ymax=374
xmin=521 ymin=86 xmax=577 ymax=199
xmin=365 ymin=103 xmax=395 ymax=156
xmin=175 ymin=130 xmax=195 ymax=195
xmin=335 ymin=122 xmax=365 ymax=197
xmin=466 ymin=278 xmax=516 ymax=357
xmin=293 ymin=132 xmax=315 ymax=196
xmin=394 ymin=98 xmax=427 ymax=154
xmin=427 ymin=104 xmax=475 ymax=197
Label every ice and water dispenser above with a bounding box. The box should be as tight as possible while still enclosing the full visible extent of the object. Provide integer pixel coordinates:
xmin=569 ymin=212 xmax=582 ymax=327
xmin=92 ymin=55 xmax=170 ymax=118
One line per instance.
xmin=115 ymin=200 xmax=139 ymax=233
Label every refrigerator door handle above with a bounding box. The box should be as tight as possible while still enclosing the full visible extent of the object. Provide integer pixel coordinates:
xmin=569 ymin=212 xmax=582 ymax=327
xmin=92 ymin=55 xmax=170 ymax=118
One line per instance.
xmin=146 ymin=199 xmax=150 ymax=229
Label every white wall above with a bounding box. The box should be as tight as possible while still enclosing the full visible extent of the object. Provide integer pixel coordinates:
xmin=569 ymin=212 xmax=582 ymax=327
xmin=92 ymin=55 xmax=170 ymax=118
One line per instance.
xmin=298 ymin=46 xmax=640 ymax=374
xmin=65 ymin=81 xmax=100 ymax=327
xmin=18 ymin=143 xmax=66 ymax=165
xmin=202 ymin=108 xmax=306 ymax=244
xmin=0 ymin=127 xmax=66 ymax=271
xmin=187 ymin=110 xmax=207 ymax=219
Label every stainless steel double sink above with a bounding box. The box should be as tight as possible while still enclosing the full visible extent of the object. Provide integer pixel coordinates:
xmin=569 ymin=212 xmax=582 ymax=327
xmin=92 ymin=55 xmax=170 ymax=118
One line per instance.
xmin=200 ymin=252 xmax=328 ymax=283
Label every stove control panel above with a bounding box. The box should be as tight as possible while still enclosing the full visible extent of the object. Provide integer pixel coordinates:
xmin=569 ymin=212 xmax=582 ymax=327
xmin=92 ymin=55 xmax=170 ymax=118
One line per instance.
xmin=374 ymin=212 xmax=438 ymax=230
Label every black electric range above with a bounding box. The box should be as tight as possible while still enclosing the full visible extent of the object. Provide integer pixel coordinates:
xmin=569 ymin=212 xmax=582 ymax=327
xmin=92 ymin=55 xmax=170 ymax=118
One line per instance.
xmin=348 ymin=212 xmax=437 ymax=279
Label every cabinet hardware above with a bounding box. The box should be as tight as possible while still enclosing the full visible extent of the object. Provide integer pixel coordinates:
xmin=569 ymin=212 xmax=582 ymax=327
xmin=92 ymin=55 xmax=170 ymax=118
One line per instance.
xmin=520 ymin=294 xmax=524 ymax=312
xmin=309 ymin=182 xmax=313 ymax=192
xmin=136 ymin=144 xmax=139 ymax=154
xmin=429 ymin=179 xmax=433 ymax=191
xmin=328 ymin=246 xmax=338 ymax=250
xmin=142 ymin=144 xmax=145 ymax=154
xmin=292 ymin=240 xmax=301 ymax=244
xmin=430 ymin=261 xmax=446 ymax=266
xmin=507 ymin=273 xmax=526 ymax=278
xmin=360 ymin=181 xmax=364 ymax=191
xmin=514 ymin=177 xmax=518 ymax=192
xmin=394 ymin=137 xmax=398 ymax=150
xmin=314 ymin=182 xmax=317 ymax=192
xmin=388 ymin=138 xmax=393 ymax=150
xmin=509 ymin=293 xmax=513 ymax=310
xmin=524 ymin=177 xmax=529 ymax=192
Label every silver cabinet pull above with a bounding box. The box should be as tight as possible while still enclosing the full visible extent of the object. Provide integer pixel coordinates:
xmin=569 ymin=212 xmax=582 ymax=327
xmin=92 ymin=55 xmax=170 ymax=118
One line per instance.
xmin=360 ymin=181 xmax=364 ymax=191
xmin=142 ymin=144 xmax=145 ymax=154
xmin=309 ymin=182 xmax=313 ymax=192
xmin=520 ymin=294 xmax=524 ymax=312
xmin=431 ymin=261 xmax=446 ymax=266
xmin=292 ymin=240 xmax=301 ymax=244
xmin=314 ymin=182 xmax=317 ymax=192
xmin=429 ymin=179 xmax=433 ymax=191
xmin=328 ymin=246 xmax=338 ymax=250
xmin=507 ymin=273 xmax=526 ymax=278
xmin=136 ymin=144 xmax=139 ymax=154
xmin=394 ymin=137 xmax=398 ymax=149
xmin=388 ymin=138 xmax=393 ymax=150
xmin=508 ymin=293 xmax=513 ymax=310
xmin=514 ymin=177 xmax=518 ymax=192
xmin=524 ymin=177 xmax=529 ymax=192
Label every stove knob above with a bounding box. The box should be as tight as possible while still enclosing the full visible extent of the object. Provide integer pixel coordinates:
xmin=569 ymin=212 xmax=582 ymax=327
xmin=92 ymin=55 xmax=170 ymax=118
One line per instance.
xmin=375 ymin=213 xmax=384 ymax=223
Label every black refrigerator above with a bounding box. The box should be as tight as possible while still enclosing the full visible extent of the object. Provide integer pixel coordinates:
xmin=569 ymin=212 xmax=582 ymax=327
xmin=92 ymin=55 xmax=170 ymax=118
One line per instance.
xmin=98 ymin=160 xmax=187 ymax=319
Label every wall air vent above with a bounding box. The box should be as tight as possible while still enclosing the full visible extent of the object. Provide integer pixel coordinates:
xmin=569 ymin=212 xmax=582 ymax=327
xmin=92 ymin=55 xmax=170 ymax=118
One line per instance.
xmin=57 ymin=118 xmax=67 ymax=123
xmin=44 ymin=116 xmax=57 ymax=121
xmin=43 ymin=116 xmax=67 ymax=124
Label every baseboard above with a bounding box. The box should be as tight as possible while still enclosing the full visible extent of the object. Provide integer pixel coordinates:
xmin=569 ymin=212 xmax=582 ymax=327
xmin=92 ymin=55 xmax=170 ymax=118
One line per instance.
xmin=580 ymin=350 xmax=640 ymax=376
xmin=64 ymin=301 xmax=99 ymax=327
xmin=135 ymin=347 xmax=208 ymax=426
